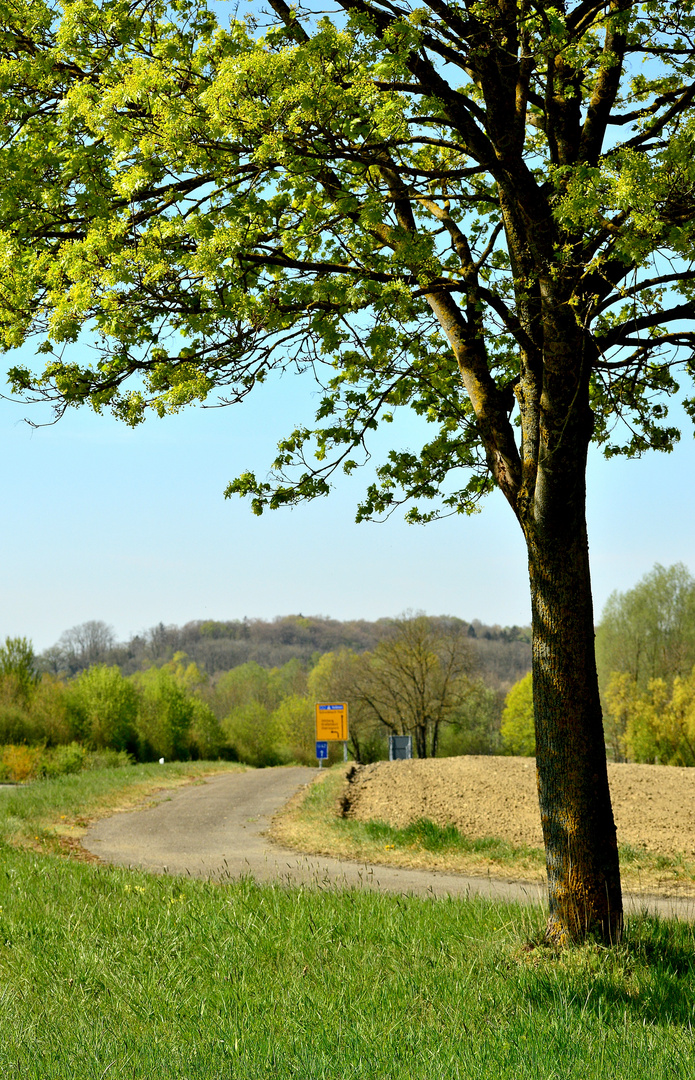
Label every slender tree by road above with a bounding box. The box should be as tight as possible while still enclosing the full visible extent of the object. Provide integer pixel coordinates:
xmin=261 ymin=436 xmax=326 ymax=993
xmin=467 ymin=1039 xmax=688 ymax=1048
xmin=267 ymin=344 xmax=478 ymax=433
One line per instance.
xmin=3 ymin=0 xmax=695 ymax=940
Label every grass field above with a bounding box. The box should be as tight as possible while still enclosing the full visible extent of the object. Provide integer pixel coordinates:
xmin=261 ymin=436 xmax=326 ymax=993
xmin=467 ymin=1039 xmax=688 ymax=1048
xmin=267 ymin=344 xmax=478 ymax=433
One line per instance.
xmin=0 ymin=765 xmax=694 ymax=1078
xmin=273 ymin=767 xmax=695 ymax=895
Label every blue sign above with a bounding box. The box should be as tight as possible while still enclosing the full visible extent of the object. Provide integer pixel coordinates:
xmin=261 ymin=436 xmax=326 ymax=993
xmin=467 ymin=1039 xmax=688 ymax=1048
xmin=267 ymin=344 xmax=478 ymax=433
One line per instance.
xmin=315 ymin=741 xmax=328 ymax=760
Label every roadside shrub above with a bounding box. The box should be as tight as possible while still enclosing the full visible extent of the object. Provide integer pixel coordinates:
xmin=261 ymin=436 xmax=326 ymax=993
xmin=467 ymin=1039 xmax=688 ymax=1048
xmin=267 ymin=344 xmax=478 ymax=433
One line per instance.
xmin=84 ymin=748 xmax=134 ymax=770
xmin=0 ymin=743 xmax=134 ymax=783
xmin=0 ymin=745 xmax=43 ymax=782
xmin=0 ymin=701 xmax=40 ymax=747
xmin=40 ymin=743 xmax=86 ymax=778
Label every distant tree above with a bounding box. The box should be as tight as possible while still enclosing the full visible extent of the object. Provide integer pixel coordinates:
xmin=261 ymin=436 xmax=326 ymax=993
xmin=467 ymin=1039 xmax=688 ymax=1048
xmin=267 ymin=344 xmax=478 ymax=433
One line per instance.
xmin=606 ymin=668 xmax=695 ymax=767
xmin=132 ymin=667 xmax=194 ymax=760
xmin=144 ymin=622 xmax=180 ymax=664
xmin=0 ymin=636 xmax=39 ymax=700
xmin=188 ymin=696 xmax=225 ymax=759
xmin=667 ymin=673 xmax=695 ymax=766
xmin=346 ymin=614 xmax=476 ymax=759
xmin=601 ymin=672 xmax=635 ymax=764
xmin=148 ymin=652 xmax=222 ymax=757
xmin=206 ymin=659 xmax=307 ymax=718
xmin=596 ymin=565 xmax=695 ymax=694
xmin=221 ymin=700 xmax=287 ymax=767
xmin=28 ymin=675 xmax=74 ymax=747
xmin=42 ymin=621 xmax=116 ymax=676
xmin=440 ymin=679 xmax=504 ymax=756
xmin=70 ymin=664 xmax=138 ymax=751
xmin=270 ymin=693 xmax=316 ymax=766
xmin=160 ymin=652 xmax=208 ymax=692
xmin=501 ymin=673 xmax=535 ymax=757
xmin=205 ymin=658 xmax=309 ymax=764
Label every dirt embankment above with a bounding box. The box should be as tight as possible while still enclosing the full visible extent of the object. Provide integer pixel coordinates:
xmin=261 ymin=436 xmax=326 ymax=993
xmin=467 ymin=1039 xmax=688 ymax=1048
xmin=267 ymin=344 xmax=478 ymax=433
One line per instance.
xmin=339 ymin=757 xmax=695 ymax=857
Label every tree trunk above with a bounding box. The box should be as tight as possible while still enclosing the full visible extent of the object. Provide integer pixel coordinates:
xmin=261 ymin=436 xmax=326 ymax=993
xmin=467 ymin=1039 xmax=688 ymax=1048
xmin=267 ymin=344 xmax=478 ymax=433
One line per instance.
xmin=525 ymin=500 xmax=622 ymax=943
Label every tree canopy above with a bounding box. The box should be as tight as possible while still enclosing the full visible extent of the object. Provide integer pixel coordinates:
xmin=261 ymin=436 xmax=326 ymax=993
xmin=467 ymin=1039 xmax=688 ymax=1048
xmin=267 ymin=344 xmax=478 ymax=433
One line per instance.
xmin=3 ymin=0 xmax=695 ymax=509
xmin=596 ymin=562 xmax=695 ymax=760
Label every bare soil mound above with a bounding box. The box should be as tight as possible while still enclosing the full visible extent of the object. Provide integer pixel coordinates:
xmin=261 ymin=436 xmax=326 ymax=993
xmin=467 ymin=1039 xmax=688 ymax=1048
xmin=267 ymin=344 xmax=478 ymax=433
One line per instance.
xmin=340 ymin=757 xmax=695 ymax=857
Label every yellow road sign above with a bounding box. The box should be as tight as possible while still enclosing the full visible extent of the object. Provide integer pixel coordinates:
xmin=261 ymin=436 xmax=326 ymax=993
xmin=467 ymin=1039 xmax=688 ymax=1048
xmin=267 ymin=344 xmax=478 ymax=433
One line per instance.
xmin=315 ymin=701 xmax=348 ymax=742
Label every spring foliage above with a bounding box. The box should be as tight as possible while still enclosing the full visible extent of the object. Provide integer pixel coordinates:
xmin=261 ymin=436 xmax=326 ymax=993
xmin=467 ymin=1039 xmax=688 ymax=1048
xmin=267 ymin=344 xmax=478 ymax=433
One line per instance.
xmin=2 ymin=0 xmax=694 ymax=511
xmin=501 ymin=672 xmax=535 ymax=756
xmin=597 ymin=564 xmax=695 ymax=762
xmin=0 ymin=617 xmax=501 ymax=769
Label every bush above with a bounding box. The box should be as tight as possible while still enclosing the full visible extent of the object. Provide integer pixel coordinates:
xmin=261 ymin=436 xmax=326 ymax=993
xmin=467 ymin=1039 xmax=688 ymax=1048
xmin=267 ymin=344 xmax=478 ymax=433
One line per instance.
xmin=83 ymin=748 xmax=134 ymax=770
xmin=133 ymin=667 xmax=197 ymax=760
xmin=70 ymin=665 xmax=138 ymax=750
xmin=0 ymin=745 xmax=43 ymax=782
xmin=222 ymin=701 xmax=289 ymax=767
xmin=0 ymin=700 xmax=41 ymax=747
xmin=500 ymin=672 xmax=535 ymax=756
xmin=0 ymin=743 xmax=135 ymax=783
xmin=41 ymin=743 xmax=87 ymax=778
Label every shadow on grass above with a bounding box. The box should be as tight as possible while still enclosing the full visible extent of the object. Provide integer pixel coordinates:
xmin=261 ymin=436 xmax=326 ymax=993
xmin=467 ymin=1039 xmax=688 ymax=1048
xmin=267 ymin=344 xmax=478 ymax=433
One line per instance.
xmin=522 ymin=913 xmax=695 ymax=1029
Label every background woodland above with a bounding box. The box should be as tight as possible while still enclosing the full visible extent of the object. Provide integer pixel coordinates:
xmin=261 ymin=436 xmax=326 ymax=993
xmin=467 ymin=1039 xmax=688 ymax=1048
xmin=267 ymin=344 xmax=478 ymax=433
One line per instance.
xmin=3 ymin=562 xmax=695 ymax=778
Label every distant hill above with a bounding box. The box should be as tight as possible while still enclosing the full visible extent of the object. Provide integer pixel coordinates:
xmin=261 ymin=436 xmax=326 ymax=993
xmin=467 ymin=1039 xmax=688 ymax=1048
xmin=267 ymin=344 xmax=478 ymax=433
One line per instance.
xmin=39 ymin=615 xmax=532 ymax=691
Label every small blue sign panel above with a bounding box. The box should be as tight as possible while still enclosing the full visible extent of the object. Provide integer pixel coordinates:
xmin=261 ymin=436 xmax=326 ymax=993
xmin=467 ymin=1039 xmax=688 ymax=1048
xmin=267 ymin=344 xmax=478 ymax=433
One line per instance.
xmin=315 ymin=741 xmax=328 ymax=760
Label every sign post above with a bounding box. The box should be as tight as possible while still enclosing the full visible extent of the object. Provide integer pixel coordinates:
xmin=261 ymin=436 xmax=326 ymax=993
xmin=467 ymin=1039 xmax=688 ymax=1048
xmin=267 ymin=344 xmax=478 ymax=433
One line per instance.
xmin=315 ymin=702 xmax=349 ymax=765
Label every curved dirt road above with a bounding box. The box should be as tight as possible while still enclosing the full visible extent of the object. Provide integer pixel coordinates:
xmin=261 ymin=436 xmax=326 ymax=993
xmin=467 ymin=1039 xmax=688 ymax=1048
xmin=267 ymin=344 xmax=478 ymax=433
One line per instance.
xmin=84 ymin=766 xmax=694 ymax=920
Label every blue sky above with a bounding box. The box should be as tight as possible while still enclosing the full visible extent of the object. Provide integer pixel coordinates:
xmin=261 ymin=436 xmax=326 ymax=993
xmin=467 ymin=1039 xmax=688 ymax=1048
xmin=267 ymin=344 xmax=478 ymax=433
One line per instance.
xmin=3 ymin=342 xmax=695 ymax=653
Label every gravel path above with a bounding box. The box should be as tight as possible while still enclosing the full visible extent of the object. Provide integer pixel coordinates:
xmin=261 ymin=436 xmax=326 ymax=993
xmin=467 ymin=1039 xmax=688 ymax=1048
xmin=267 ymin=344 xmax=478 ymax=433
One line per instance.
xmin=84 ymin=766 xmax=695 ymax=921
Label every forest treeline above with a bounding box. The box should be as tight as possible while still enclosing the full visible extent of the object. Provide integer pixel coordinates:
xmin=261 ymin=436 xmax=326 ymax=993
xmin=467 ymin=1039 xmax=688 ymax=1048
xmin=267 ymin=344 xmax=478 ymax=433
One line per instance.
xmin=38 ymin=614 xmax=532 ymax=691
xmin=0 ymin=614 xmax=530 ymax=778
xmin=5 ymin=564 xmax=694 ymax=779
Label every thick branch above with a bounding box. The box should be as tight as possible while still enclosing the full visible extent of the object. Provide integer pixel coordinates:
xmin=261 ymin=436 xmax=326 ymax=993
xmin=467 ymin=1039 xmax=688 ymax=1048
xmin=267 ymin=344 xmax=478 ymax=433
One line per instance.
xmin=596 ymin=303 xmax=695 ymax=349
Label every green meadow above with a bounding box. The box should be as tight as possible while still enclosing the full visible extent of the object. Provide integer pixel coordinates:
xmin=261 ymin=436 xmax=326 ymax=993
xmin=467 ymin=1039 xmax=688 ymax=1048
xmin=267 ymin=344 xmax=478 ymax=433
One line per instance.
xmin=0 ymin=767 xmax=693 ymax=1078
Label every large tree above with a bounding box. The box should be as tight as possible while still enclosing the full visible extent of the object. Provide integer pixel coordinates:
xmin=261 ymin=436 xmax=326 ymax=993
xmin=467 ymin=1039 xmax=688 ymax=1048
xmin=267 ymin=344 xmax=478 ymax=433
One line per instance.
xmin=3 ymin=0 xmax=695 ymax=940
xmin=310 ymin=615 xmax=477 ymax=759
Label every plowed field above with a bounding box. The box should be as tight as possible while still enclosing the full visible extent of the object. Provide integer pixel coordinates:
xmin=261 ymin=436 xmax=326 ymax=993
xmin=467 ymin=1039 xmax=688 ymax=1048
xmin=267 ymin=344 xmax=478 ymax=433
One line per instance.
xmin=340 ymin=757 xmax=695 ymax=857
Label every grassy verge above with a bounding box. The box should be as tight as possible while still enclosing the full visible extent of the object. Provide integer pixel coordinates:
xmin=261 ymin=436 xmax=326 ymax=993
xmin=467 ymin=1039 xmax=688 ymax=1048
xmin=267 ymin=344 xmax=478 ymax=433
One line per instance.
xmin=273 ymin=767 xmax=695 ymax=895
xmin=0 ymin=842 xmax=694 ymax=1078
xmin=0 ymin=759 xmax=246 ymax=857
